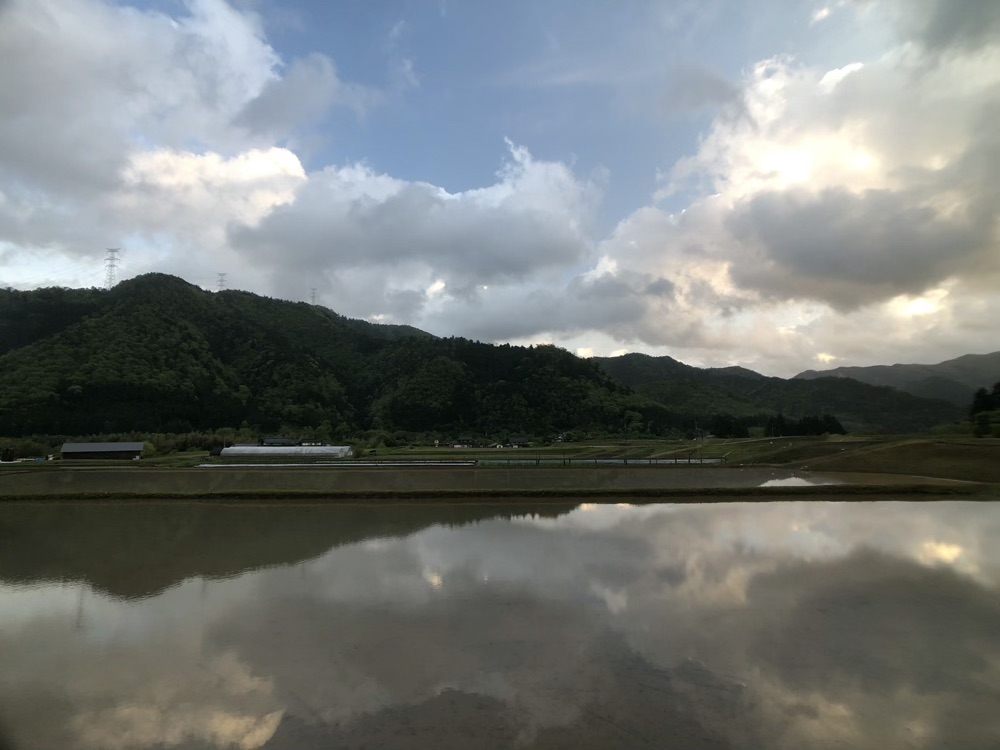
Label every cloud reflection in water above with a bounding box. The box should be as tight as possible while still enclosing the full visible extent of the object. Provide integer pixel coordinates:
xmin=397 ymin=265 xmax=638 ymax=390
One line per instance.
xmin=0 ymin=500 xmax=998 ymax=749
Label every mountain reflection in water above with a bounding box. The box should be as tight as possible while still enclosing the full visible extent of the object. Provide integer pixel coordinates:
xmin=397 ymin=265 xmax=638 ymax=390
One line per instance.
xmin=1 ymin=500 xmax=998 ymax=749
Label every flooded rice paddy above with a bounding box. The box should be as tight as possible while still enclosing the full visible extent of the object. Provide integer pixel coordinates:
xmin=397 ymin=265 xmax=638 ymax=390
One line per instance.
xmin=1 ymin=499 xmax=998 ymax=749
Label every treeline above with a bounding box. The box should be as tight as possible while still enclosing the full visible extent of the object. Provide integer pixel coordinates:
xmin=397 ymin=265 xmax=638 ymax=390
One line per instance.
xmin=763 ymin=413 xmax=846 ymax=437
xmin=0 ymin=409 xmax=852 ymax=460
xmin=969 ymin=381 xmax=1000 ymax=437
xmin=693 ymin=412 xmax=845 ymax=439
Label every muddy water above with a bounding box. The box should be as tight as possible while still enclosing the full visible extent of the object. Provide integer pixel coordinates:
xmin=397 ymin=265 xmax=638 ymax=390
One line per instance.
xmin=1 ymin=500 xmax=998 ymax=749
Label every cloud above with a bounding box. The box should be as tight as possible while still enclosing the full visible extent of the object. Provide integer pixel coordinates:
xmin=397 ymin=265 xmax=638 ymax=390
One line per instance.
xmin=393 ymin=57 xmax=421 ymax=90
xmin=117 ymin=147 xmax=306 ymax=240
xmin=811 ymin=7 xmax=831 ymax=25
xmin=0 ymin=0 xmax=381 ymax=289
xmin=662 ymin=65 xmax=741 ymax=117
xmin=576 ymin=24 xmax=1000 ymax=370
xmin=725 ymin=185 xmax=995 ymax=310
xmin=235 ymin=53 xmax=381 ymax=136
xmin=382 ymin=18 xmax=420 ymax=91
xmin=228 ymin=141 xmax=602 ymax=314
xmin=0 ymin=0 xmax=280 ymax=243
xmin=890 ymin=0 xmax=1000 ymax=54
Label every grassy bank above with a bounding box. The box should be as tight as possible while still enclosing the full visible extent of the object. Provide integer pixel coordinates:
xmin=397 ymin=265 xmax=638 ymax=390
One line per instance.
xmin=789 ymin=439 xmax=1000 ymax=483
xmin=0 ymin=464 xmax=976 ymax=497
xmin=0 ymin=483 xmax=989 ymax=504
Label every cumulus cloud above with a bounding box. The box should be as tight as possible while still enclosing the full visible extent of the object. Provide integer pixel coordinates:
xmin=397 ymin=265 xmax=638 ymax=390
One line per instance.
xmin=0 ymin=0 xmax=278 ymax=192
xmin=228 ymin=140 xmax=602 ymax=316
xmin=0 ymin=0 xmax=367 ymax=285
xmin=578 ymin=13 xmax=1000 ymax=370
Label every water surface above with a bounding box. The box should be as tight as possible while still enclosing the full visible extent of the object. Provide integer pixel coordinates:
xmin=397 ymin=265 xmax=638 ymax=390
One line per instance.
xmin=1 ymin=500 xmax=998 ymax=749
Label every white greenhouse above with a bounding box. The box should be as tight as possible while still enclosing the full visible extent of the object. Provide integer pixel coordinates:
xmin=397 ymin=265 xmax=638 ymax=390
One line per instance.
xmin=219 ymin=445 xmax=353 ymax=458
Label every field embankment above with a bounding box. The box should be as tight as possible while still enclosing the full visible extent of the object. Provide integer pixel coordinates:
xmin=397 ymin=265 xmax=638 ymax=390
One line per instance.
xmin=0 ymin=464 xmax=988 ymax=502
xmin=0 ymin=466 xmax=799 ymax=497
xmin=790 ymin=439 xmax=1000 ymax=483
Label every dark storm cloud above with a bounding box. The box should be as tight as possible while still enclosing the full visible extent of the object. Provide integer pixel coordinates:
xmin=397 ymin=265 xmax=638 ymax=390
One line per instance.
xmin=644 ymin=277 xmax=676 ymax=297
xmin=725 ymin=185 xmax=996 ymax=310
xmin=422 ymin=270 xmax=657 ymax=342
xmin=383 ymin=287 xmax=428 ymax=320
xmin=228 ymin=170 xmax=592 ymax=290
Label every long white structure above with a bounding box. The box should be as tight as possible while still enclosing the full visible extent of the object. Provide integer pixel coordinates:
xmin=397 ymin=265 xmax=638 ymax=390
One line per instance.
xmin=220 ymin=445 xmax=352 ymax=458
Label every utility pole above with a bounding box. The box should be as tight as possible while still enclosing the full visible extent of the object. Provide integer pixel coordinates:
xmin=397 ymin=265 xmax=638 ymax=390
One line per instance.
xmin=216 ymin=273 xmax=227 ymax=292
xmin=310 ymin=288 xmax=316 ymax=304
xmin=104 ymin=248 xmax=120 ymax=289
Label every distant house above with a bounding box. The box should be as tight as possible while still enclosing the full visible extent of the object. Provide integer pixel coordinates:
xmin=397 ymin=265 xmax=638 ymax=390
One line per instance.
xmin=60 ymin=442 xmax=145 ymax=460
xmin=220 ymin=445 xmax=352 ymax=459
xmin=260 ymin=437 xmax=297 ymax=446
xmin=508 ymin=436 xmax=531 ymax=448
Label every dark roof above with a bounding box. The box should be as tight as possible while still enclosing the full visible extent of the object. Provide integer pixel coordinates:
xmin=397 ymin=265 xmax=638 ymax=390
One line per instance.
xmin=60 ymin=442 xmax=145 ymax=453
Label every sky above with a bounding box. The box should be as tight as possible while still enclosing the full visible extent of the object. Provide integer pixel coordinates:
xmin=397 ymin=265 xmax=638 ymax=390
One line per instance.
xmin=1 ymin=0 xmax=998 ymax=376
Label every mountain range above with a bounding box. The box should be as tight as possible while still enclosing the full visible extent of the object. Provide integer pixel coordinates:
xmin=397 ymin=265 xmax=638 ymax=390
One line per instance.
xmin=0 ymin=274 xmax=978 ymax=438
xmin=794 ymin=352 xmax=1000 ymax=406
xmin=592 ymin=353 xmax=967 ymax=434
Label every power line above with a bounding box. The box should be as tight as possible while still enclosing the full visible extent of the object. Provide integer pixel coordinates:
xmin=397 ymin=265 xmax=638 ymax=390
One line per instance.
xmin=216 ymin=272 xmax=227 ymax=292
xmin=104 ymin=248 xmax=120 ymax=290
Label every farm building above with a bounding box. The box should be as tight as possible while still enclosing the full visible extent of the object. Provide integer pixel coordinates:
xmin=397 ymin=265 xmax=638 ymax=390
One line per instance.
xmin=219 ymin=445 xmax=353 ymax=459
xmin=60 ymin=442 xmax=145 ymax=460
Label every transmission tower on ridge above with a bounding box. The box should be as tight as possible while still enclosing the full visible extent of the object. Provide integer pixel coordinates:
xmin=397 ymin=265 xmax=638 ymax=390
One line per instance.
xmin=310 ymin=288 xmax=316 ymax=304
xmin=104 ymin=248 xmax=120 ymax=290
xmin=216 ymin=273 xmax=227 ymax=292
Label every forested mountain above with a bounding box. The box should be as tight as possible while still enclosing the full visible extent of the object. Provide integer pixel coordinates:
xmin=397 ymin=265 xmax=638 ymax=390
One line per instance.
xmin=0 ymin=275 xmax=642 ymax=437
xmin=794 ymin=351 xmax=1000 ymax=405
xmin=0 ymin=275 xmax=963 ymax=438
xmin=594 ymin=353 xmax=962 ymax=434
